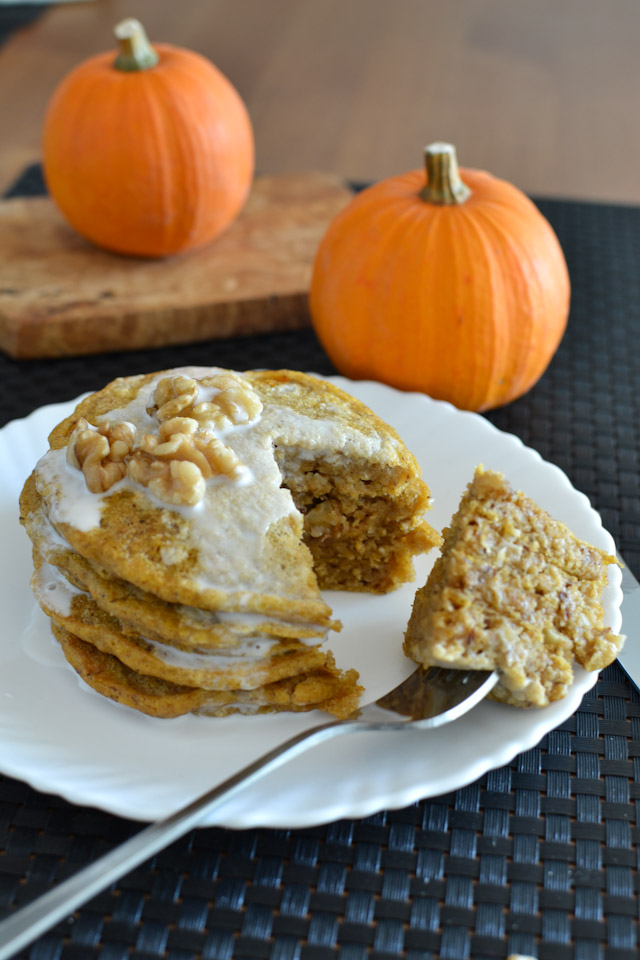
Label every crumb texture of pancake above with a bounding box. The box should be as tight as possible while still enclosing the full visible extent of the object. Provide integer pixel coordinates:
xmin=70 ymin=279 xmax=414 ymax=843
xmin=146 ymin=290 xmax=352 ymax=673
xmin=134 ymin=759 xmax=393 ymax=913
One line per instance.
xmin=404 ymin=466 xmax=624 ymax=708
xmin=21 ymin=367 xmax=439 ymax=719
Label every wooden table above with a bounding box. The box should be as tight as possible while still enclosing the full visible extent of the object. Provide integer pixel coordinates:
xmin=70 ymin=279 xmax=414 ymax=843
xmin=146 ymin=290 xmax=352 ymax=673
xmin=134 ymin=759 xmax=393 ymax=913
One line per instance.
xmin=1 ymin=0 xmax=639 ymax=203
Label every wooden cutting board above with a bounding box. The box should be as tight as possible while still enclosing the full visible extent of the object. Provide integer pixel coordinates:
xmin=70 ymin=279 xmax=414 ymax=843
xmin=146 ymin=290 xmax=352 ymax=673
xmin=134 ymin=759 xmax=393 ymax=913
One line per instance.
xmin=0 ymin=172 xmax=353 ymax=359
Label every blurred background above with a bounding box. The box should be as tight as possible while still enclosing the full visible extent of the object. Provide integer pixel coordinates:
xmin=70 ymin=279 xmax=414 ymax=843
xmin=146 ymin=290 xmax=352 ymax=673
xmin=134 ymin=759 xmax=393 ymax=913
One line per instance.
xmin=0 ymin=0 xmax=638 ymax=202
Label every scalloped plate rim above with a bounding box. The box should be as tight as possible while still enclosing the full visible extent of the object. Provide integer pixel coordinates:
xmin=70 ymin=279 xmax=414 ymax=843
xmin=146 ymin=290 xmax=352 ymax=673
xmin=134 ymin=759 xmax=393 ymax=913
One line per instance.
xmin=0 ymin=377 xmax=622 ymax=828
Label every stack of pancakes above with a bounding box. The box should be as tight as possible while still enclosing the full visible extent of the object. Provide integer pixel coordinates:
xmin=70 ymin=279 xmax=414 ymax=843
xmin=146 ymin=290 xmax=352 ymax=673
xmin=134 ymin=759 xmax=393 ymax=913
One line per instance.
xmin=21 ymin=368 xmax=439 ymax=719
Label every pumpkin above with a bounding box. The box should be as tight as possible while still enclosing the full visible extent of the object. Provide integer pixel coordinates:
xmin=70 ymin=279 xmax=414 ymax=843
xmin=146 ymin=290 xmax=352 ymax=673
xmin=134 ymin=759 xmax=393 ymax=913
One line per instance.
xmin=43 ymin=18 xmax=254 ymax=258
xmin=310 ymin=142 xmax=570 ymax=411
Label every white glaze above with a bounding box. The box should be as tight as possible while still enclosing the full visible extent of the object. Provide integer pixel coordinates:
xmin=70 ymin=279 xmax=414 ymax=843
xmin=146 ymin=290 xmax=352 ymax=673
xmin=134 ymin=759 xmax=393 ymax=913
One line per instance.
xmin=33 ymin=507 xmax=329 ymax=641
xmin=32 ymin=560 xmax=322 ymax=675
xmin=36 ymin=448 xmax=115 ymax=532
xmin=32 ymin=558 xmax=84 ymax=618
xmin=140 ymin=634 xmax=292 ymax=670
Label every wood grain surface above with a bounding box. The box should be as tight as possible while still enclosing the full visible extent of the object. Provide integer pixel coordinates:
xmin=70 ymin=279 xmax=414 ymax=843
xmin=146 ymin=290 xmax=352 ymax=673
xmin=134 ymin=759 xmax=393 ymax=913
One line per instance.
xmin=0 ymin=172 xmax=353 ymax=359
xmin=0 ymin=0 xmax=639 ymax=203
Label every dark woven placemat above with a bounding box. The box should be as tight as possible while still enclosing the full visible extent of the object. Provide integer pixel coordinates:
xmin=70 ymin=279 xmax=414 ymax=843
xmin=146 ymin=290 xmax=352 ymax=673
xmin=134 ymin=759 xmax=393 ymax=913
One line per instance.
xmin=1 ymin=169 xmax=639 ymax=959
xmin=0 ymin=5 xmax=49 ymax=50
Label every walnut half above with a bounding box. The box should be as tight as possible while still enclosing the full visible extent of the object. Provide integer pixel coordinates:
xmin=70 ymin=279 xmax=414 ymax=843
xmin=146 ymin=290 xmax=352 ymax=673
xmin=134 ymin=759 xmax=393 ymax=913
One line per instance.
xmin=151 ymin=373 xmax=263 ymax=431
xmin=128 ymin=417 xmax=244 ymax=506
xmin=66 ymin=418 xmax=136 ymax=494
xmin=127 ymin=454 xmax=205 ymax=507
xmin=142 ymin=419 xmax=243 ymax=479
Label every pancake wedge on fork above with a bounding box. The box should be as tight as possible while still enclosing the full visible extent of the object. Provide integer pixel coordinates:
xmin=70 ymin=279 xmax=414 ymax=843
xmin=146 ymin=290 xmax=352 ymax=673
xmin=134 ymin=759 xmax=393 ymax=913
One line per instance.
xmin=404 ymin=466 xmax=624 ymax=707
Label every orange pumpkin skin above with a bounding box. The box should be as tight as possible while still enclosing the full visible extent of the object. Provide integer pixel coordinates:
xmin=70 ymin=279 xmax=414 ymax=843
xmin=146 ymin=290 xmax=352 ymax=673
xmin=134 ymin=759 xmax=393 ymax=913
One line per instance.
xmin=310 ymin=167 xmax=570 ymax=411
xmin=43 ymin=45 xmax=254 ymax=258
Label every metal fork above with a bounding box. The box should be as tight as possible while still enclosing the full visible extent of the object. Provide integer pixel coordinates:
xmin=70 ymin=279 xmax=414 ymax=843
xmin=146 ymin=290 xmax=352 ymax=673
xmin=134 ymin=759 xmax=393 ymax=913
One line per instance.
xmin=0 ymin=665 xmax=497 ymax=959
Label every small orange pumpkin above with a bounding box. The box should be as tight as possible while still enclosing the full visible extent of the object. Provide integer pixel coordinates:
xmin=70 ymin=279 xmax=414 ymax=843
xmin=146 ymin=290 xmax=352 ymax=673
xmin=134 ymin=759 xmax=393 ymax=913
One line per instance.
xmin=43 ymin=19 xmax=254 ymax=258
xmin=310 ymin=143 xmax=570 ymax=411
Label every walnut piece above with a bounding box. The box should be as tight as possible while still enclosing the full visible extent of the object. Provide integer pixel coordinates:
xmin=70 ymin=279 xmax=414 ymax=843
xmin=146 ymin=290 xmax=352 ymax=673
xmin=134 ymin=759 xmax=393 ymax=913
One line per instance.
xmin=191 ymin=433 xmax=244 ymax=479
xmin=127 ymin=454 xmax=205 ymax=507
xmin=150 ymin=375 xmax=200 ymax=422
xmin=128 ymin=415 xmax=244 ymax=506
xmin=304 ymin=501 xmax=345 ymax=538
xmin=151 ymin=373 xmax=262 ymax=430
xmin=141 ymin=421 xmax=243 ymax=480
xmin=67 ymin=418 xmax=136 ymax=493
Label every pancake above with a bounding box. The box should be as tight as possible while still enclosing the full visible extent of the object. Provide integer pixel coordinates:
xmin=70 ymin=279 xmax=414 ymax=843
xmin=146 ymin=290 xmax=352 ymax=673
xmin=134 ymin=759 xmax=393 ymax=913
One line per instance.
xmin=404 ymin=466 xmax=624 ymax=707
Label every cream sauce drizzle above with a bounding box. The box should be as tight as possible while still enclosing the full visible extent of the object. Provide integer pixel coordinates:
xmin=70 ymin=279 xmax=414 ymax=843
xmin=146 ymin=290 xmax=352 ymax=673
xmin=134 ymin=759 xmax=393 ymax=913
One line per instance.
xmin=32 ymin=507 xmax=328 ymax=641
xmin=33 ymin=560 xmax=322 ymax=673
xmin=32 ymin=557 xmax=83 ymax=618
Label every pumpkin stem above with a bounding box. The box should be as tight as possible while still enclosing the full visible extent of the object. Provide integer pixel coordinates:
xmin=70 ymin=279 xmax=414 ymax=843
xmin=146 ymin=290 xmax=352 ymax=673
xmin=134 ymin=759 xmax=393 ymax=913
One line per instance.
xmin=420 ymin=142 xmax=471 ymax=205
xmin=113 ymin=18 xmax=159 ymax=72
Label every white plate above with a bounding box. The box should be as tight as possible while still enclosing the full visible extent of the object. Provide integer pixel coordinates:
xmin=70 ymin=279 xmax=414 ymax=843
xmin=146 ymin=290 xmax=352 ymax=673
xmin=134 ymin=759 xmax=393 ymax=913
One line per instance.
xmin=0 ymin=378 xmax=622 ymax=828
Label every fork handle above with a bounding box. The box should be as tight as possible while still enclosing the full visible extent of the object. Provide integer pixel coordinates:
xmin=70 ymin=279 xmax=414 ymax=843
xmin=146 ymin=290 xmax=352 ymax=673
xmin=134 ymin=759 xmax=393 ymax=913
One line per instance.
xmin=0 ymin=719 xmax=346 ymax=959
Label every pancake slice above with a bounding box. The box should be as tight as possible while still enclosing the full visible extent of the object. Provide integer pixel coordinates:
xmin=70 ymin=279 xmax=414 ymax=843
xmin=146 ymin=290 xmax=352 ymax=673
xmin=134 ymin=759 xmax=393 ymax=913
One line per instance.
xmin=404 ymin=466 xmax=624 ymax=707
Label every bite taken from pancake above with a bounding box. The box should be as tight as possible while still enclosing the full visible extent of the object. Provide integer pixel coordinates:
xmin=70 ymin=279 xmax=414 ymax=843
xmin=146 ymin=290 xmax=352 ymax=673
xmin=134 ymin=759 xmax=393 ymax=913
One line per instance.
xmin=20 ymin=367 xmax=440 ymax=719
